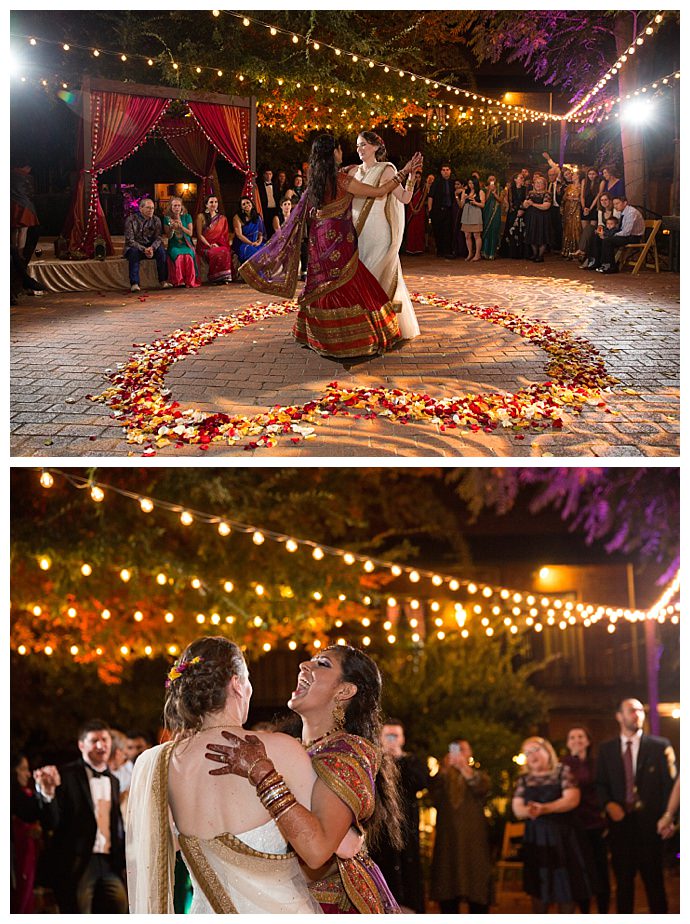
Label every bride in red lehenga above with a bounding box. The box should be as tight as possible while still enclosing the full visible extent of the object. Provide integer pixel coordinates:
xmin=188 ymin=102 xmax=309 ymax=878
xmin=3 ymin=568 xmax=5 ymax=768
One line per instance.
xmin=240 ymin=135 xmax=422 ymax=359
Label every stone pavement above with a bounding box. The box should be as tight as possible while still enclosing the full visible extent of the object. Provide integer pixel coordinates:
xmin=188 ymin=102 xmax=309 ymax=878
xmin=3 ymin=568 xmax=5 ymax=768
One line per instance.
xmin=10 ymin=256 xmax=679 ymax=458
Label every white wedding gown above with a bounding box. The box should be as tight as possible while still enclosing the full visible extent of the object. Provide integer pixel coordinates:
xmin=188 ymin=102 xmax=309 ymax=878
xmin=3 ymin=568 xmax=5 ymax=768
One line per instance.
xmin=351 ymin=161 xmax=420 ymax=340
xmin=126 ymin=743 xmax=321 ymax=914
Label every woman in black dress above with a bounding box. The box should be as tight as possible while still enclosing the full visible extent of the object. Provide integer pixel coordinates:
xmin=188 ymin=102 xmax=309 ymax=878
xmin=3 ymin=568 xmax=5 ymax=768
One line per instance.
xmin=500 ymin=173 xmax=528 ymax=258
xmin=562 ymin=727 xmax=610 ymax=913
xmin=512 ymin=736 xmax=592 ymax=914
xmin=523 ymin=175 xmax=552 ymax=262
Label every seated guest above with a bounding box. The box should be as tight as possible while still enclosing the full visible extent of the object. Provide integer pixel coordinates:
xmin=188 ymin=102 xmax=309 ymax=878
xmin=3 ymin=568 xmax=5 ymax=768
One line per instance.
xmin=163 ymin=197 xmax=199 ymax=288
xmin=195 ymin=195 xmax=234 ymax=284
xmin=232 ymin=196 xmax=265 ymax=264
xmin=272 ymin=196 xmax=293 ymax=235
xmin=596 ymin=195 xmax=645 ymax=273
xmin=123 ymin=198 xmax=171 ymax=293
xmin=582 ymin=192 xmax=620 ymax=269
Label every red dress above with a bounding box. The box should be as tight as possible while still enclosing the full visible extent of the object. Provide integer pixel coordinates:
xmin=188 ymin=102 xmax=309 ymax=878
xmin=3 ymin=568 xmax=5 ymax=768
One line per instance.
xmin=241 ymin=173 xmax=401 ymax=359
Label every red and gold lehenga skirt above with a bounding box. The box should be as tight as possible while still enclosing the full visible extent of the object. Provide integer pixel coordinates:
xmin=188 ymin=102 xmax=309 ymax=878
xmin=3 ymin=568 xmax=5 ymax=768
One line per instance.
xmin=240 ymin=178 xmax=401 ymax=359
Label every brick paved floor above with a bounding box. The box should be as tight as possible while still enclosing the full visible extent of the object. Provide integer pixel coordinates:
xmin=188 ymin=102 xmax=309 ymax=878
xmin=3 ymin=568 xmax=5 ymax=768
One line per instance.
xmin=10 ymin=256 xmax=679 ymax=458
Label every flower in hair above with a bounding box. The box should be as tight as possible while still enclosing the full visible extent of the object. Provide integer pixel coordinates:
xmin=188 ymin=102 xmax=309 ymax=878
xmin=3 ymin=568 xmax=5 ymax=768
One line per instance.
xmin=165 ymin=655 xmax=204 ymax=688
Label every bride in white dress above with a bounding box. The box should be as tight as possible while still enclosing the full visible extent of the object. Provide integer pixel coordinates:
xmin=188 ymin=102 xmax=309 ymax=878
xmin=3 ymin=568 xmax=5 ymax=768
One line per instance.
xmin=126 ymin=637 xmax=357 ymax=913
xmin=348 ymin=131 xmax=421 ymax=341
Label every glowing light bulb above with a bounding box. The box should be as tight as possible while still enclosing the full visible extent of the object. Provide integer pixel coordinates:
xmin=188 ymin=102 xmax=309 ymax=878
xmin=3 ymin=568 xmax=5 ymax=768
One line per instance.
xmin=467 ymin=583 xmax=477 ymax=594
xmin=312 ymin=547 xmax=324 ymax=560
xmin=133 ymin=611 xmax=143 ymax=622
xmin=362 ymin=636 xmax=371 ymax=646
xmin=409 ymin=570 xmax=420 ymax=583
xmin=344 ymin=552 xmax=355 ymax=565
xmin=67 ymin=607 xmax=77 ymax=618
xmin=285 ymin=539 xmax=298 ymax=552
xmin=289 ymin=640 xmax=297 ymax=650
xmin=145 ymin=645 xmax=153 ymax=655
xmin=223 ymin=581 xmax=234 ymax=593
xmin=391 ymin=564 xmax=402 ymax=576
xmin=362 ymin=617 xmax=371 ymax=627
xmin=191 ymin=578 xmax=201 ymax=589
xmin=63 ymin=44 xmax=70 ymax=51
xmin=81 ymin=563 xmax=92 ymax=576
xmin=39 ymin=556 xmax=51 ymax=571
xmin=180 ymin=510 xmax=194 ymax=526
xmin=217 ymin=521 xmax=231 ymax=536
xmin=387 ymin=597 xmax=397 ymax=607
xmin=313 ymin=639 xmax=322 ymax=649
xmin=140 ymin=497 xmax=154 ymax=513
xmin=165 ymin=612 xmax=175 ymax=623
xmin=313 ymin=591 xmax=323 ymax=601
xmin=119 ymin=568 xmax=131 ymax=582
xmin=252 ymin=530 xmax=265 ymax=545
xmin=255 ymin=584 xmax=265 ymax=596
xmin=44 ymin=645 xmax=53 ymax=656
xmin=242 ymin=17 xmax=250 ymax=26
xmin=211 ymin=613 xmax=221 ymax=625
xmin=40 ymin=471 xmax=54 ymax=488
xmin=101 ymin=609 xmax=111 ymax=620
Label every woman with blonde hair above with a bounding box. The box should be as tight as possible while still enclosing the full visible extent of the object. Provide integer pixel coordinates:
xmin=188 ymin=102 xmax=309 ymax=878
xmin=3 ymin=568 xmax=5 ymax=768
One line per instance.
xmin=512 ymin=736 xmax=591 ymax=913
xmin=163 ymin=197 xmax=200 ymax=287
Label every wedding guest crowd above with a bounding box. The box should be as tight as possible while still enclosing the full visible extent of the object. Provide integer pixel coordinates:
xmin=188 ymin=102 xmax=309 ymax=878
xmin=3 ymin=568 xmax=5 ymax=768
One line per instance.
xmin=11 ymin=700 xmax=675 ymax=914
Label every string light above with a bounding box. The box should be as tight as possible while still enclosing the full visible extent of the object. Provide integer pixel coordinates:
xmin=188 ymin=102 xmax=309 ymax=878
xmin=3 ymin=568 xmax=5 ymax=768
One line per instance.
xmin=565 ymin=13 xmax=668 ymax=120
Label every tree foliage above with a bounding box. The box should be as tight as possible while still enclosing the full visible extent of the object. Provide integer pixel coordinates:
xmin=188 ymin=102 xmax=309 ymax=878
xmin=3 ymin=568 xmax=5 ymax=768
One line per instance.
xmin=379 ymin=635 xmax=547 ymax=795
xmin=424 ymin=122 xmax=510 ymax=178
xmin=450 ymin=467 xmax=679 ymax=578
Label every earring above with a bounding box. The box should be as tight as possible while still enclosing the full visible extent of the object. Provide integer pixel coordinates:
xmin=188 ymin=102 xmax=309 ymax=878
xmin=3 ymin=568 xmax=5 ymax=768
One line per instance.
xmin=332 ymin=700 xmax=346 ymax=732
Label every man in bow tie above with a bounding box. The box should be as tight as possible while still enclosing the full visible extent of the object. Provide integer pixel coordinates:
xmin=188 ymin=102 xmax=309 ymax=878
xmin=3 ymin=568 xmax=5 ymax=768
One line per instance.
xmin=257 ymin=168 xmax=279 ymax=239
xmin=38 ymin=719 xmax=127 ymax=913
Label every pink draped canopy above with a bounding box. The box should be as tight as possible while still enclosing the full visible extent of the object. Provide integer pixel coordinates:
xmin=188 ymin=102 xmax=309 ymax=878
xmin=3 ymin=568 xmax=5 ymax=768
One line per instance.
xmin=63 ymin=86 xmax=254 ymax=258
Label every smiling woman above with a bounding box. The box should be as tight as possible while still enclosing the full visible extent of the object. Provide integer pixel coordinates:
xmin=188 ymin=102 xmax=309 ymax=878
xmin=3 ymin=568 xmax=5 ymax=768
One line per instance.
xmin=205 ymin=644 xmax=404 ymax=912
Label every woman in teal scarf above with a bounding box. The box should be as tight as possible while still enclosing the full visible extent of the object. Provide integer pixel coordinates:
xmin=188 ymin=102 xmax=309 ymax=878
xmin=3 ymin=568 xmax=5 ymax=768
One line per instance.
xmin=481 ymin=176 xmax=502 ymax=259
xmin=163 ymin=197 xmax=200 ymax=287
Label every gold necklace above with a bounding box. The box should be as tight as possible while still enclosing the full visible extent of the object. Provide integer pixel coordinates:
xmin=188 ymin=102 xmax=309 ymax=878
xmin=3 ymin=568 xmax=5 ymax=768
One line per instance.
xmin=302 ymin=728 xmax=336 ymax=749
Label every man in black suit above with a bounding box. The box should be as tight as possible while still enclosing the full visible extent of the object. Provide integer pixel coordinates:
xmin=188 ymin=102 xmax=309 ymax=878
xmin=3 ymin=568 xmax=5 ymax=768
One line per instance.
xmin=427 ymin=164 xmax=456 ymax=258
xmin=42 ymin=719 xmax=127 ymax=913
xmin=256 ymin=168 xmax=278 ymax=239
xmin=596 ymin=697 xmax=676 ymax=913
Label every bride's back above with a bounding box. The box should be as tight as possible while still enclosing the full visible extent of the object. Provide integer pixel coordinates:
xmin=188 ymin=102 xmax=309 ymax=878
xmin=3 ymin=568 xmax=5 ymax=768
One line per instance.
xmin=168 ymin=728 xmax=316 ymax=840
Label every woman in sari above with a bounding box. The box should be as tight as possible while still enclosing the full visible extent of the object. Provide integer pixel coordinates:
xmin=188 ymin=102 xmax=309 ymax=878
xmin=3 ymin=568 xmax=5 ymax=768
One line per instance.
xmin=163 ymin=197 xmax=200 ymax=287
xmin=206 ymin=644 xmax=403 ymax=913
xmin=126 ymin=636 xmax=363 ymax=913
xmin=240 ymin=134 xmax=422 ymax=359
xmin=196 ymin=195 xmax=234 ymax=284
xmin=560 ymin=168 xmax=583 ymax=259
xmin=404 ymin=169 xmax=427 ymax=255
xmin=232 ymin=197 xmax=265 ymax=264
xmin=481 ymin=175 xmax=502 ymax=259
xmin=347 ymin=132 xmax=420 ymax=341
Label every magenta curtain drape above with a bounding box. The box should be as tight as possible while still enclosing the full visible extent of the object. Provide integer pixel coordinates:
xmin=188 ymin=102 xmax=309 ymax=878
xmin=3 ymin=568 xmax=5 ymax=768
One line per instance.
xmin=66 ymin=91 xmax=170 ymax=257
xmin=187 ymin=101 xmax=254 ymax=199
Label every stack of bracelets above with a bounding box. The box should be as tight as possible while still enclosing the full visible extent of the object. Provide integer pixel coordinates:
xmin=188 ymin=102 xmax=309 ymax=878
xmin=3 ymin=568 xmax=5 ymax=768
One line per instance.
xmin=252 ymin=764 xmax=298 ymax=822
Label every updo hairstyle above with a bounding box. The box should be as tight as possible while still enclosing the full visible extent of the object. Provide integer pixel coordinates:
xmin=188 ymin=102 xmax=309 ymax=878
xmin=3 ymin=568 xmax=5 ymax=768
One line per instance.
xmin=359 ymin=131 xmax=388 ymax=163
xmin=163 ymin=636 xmax=246 ymax=736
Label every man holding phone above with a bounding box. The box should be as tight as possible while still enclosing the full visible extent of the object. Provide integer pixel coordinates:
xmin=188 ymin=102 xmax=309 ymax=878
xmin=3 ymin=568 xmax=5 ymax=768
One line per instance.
xmin=430 ymin=739 xmax=492 ymax=913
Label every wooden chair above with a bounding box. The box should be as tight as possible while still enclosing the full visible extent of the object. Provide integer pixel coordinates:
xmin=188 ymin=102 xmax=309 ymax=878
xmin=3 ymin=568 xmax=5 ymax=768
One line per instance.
xmin=617 ymin=219 xmax=662 ymax=274
xmin=495 ymin=821 xmax=525 ymax=898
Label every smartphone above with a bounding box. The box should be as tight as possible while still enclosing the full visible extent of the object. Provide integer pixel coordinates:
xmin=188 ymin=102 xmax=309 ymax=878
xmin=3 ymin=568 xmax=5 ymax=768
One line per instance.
xmin=449 ymin=743 xmax=460 ymax=755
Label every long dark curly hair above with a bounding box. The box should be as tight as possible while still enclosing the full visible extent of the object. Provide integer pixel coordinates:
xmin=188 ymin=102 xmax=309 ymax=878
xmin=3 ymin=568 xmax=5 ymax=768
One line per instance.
xmin=280 ymin=645 xmax=404 ymax=850
xmin=306 ymin=134 xmax=339 ymax=209
xmin=163 ymin=636 xmax=246 ymax=736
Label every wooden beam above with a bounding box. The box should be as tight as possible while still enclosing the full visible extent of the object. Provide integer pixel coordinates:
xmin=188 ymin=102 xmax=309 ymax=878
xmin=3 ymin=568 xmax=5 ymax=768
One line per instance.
xmin=84 ymin=76 xmax=251 ymax=109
